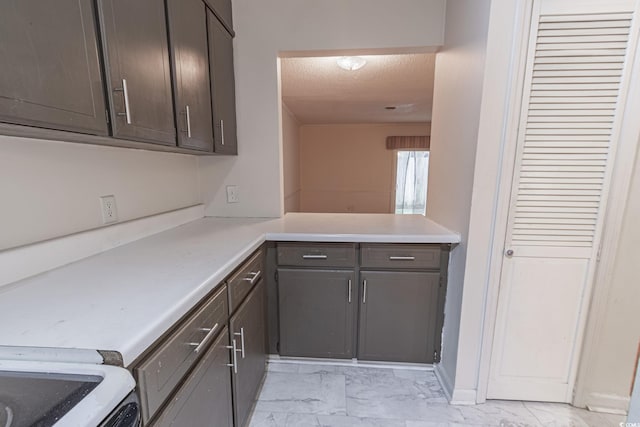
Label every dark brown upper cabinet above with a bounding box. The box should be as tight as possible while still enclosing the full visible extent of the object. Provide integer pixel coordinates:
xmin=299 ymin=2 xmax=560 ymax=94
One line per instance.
xmin=208 ymin=10 xmax=238 ymax=155
xmin=205 ymin=0 xmax=233 ymax=34
xmin=97 ymin=0 xmax=176 ymax=146
xmin=166 ymin=0 xmax=214 ymax=152
xmin=0 ymin=0 xmax=108 ymax=135
xmin=0 ymin=0 xmax=238 ymax=156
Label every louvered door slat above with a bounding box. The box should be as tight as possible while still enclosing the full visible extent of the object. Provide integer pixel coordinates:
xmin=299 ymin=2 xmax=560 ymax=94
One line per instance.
xmin=539 ymin=27 xmax=630 ymax=36
xmin=534 ymin=64 xmax=624 ymax=72
xmin=523 ymin=148 xmax=609 ymax=155
xmin=534 ymin=70 xmax=623 ymax=76
xmin=534 ymin=54 xmax=626 ymax=63
xmin=529 ymin=109 xmax=615 ymax=116
xmin=539 ymin=12 xmax=633 ymax=23
xmin=531 ymin=90 xmax=619 ymax=97
xmin=538 ymin=34 xmax=629 ymax=43
xmin=536 ymin=48 xmax=626 ymax=57
xmin=523 ymin=137 xmax=610 ymax=144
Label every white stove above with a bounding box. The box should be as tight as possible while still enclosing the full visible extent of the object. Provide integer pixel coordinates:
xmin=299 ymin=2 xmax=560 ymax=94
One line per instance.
xmin=0 ymin=359 xmax=136 ymax=427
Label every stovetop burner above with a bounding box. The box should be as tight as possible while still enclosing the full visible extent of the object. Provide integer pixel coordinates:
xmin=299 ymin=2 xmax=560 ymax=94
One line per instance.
xmin=0 ymin=371 xmax=102 ymax=427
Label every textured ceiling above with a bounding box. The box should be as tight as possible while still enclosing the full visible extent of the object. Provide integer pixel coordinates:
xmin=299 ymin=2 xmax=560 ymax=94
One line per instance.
xmin=281 ymin=53 xmax=435 ymax=124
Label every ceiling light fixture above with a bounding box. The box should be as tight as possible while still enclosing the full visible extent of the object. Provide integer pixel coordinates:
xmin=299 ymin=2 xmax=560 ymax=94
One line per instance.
xmin=336 ymin=56 xmax=367 ymax=71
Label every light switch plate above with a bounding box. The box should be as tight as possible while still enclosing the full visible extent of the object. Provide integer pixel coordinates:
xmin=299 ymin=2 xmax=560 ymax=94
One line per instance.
xmin=226 ymin=185 xmax=239 ymax=203
xmin=100 ymin=195 xmax=118 ymax=224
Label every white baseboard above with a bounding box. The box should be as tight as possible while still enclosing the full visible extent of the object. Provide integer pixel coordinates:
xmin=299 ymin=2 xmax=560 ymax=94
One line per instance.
xmin=0 ymin=204 xmax=204 ymax=287
xmin=434 ymin=363 xmax=454 ymax=401
xmin=433 ymin=363 xmax=478 ymax=405
xmin=450 ymin=388 xmax=478 ymax=405
xmin=585 ymin=392 xmax=630 ymax=415
xmin=267 ymin=355 xmax=434 ymax=371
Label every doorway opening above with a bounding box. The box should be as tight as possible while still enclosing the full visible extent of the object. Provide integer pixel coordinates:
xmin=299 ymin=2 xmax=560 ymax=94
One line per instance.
xmin=279 ymin=51 xmax=435 ymax=215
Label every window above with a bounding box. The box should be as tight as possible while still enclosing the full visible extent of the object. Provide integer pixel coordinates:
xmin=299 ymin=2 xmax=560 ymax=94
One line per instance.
xmin=394 ymin=151 xmax=429 ymax=215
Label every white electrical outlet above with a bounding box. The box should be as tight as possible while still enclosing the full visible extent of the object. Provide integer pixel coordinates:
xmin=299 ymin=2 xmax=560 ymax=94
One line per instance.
xmin=226 ymin=185 xmax=239 ymax=203
xmin=100 ymin=195 xmax=118 ymax=224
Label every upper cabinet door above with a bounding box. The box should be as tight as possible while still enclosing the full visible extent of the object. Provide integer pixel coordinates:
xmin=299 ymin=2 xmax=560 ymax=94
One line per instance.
xmin=208 ymin=12 xmax=238 ymax=155
xmin=0 ymin=0 xmax=108 ymax=135
xmin=205 ymin=0 xmax=233 ymax=33
xmin=98 ymin=0 xmax=176 ymax=146
xmin=167 ymin=0 xmax=214 ymax=152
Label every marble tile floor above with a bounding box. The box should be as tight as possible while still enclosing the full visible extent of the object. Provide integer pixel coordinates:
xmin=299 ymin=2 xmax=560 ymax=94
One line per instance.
xmin=248 ymin=361 xmax=626 ymax=427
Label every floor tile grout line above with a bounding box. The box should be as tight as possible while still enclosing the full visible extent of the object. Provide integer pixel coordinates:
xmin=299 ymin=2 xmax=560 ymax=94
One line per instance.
xmin=522 ymin=401 xmax=548 ymax=426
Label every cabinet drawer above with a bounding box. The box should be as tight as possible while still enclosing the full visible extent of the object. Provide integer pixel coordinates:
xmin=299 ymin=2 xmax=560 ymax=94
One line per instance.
xmin=228 ymin=248 xmax=264 ymax=314
xmin=136 ymin=284 xmax=228 ymax=422
xmin=360 ymin=244 xmax=441 ymax=270
xmin=152 ymin=328 xmax=233 ymax=427
xmin=277 ymin=243 xmax=356 ymax=268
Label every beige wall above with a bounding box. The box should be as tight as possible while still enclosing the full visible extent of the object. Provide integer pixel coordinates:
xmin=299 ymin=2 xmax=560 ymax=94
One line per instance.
xmin=427 ymin=0 xmax=492 ymax=401
xmin=577 ymin=148 xmax=640 ymax=411
xmin=282 ymin=105 xmax=301 ymax=212
xmin=299 ymin=123 xmax=430 ymax=213
xmin=198 ymin=0 xmax=446 ymax=218
xmin=0 ymin=136 xmax=200 ymax=250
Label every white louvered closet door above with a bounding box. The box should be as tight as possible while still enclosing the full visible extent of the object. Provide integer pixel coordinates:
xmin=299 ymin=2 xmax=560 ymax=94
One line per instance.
xmin=488 ymin=0 xmax=638 ymax=402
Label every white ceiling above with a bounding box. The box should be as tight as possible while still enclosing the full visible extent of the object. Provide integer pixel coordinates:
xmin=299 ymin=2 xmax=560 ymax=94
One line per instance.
xmin=281 ymin=53 xmax=435 ymax=125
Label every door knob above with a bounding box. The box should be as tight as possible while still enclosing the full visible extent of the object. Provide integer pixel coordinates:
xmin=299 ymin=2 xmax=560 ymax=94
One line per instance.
xmin=505 ymin=249 xmax=514 ymax=257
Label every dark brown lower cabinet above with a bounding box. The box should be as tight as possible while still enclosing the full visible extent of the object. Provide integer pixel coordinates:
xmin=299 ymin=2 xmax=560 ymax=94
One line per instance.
xmin=273 ymin=243 xmax=451 ymax=364
xmin=153 ymin=329 xmax=233 ymax=427
xmin=358 ymin=271 xmax=440 ymax=363
xmin=278 ymin=269 xmax=356 ymax=359
xmin=230 ymin=280 xmax=266 ymax=427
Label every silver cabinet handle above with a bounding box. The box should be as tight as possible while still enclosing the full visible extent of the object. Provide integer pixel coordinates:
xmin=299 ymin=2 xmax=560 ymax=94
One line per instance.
xmin=389 ymin=256 xmax=416 ymax=261
xmin=220 ymin=120 xmax=225 ymax=145
xmin=188 ymin=322 xmax=219 ymax=354
xmin=243 ymin=270 xmax=262 ymax=285
xmin=302 ymin=254 xmax=328 ymax=260
xmin=225 ymin=339 xmax=238 ymax=374
xmin=114 ymin=78 xmax=132 ymax=124
xmin=348 ymin=279 xmax=352 ymax=303
xmin=234 ymin=327 xmax=246 ymax=359
xmin=363 ymin=279 xmax=367 ymax=304
xmin=185 ymin=105 xmax=192 ymax=138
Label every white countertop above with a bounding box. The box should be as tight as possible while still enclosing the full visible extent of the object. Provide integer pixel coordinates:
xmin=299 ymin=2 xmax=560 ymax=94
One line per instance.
xmin=0 ymin=213 xmax=459 ymax=367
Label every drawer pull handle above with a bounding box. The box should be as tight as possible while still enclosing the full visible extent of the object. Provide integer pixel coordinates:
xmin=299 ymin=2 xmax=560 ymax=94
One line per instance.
xmin=243 ymin=270 xmax=262 ymax=285
xmin=188 ymin=322 xmax=219 ymax=354
xmin=302 ymin=254 xmax=327 ymax=260
xmin=363 ymin=279 xmax=367 ymax=304
xmin=389 ymin=256 xmax=416 ymax=261
xmin=234 ymin=327 xmax=246 ymax=359
xmin=181 ymin=105 xmax=192 ymax=138
xmin=225 ymin=339 xmax=238 ymax=374
xmin=348 ymin=279 xmax=352 ymax=303
xmin=113 ymin=78 xmax=132 ymax=124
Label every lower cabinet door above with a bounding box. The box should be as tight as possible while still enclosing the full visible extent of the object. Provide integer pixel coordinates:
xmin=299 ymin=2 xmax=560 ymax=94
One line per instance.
xmin=230 ymin=280 xmax=266 ymax=427
xmin=152 ymin=328 xmax=233 ymax=427
xmin=278 ymin=269 xmax=356 ymax=359
xmin=358 ymin=271 xmax=440 ymax=363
